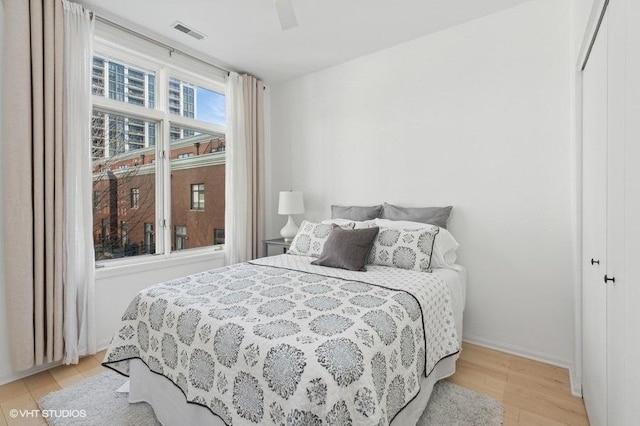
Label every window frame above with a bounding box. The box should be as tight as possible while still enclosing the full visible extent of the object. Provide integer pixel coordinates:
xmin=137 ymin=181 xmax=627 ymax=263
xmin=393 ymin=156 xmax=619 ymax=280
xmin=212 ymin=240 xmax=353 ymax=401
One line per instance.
xmin=93 ymin=36 xmax=226 ymax=269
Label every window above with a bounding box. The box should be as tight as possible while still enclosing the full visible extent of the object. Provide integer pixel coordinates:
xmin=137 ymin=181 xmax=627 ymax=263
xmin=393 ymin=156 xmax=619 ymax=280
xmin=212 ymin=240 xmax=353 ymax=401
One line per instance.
xmin=144 ymin=223 xmax=155 ymax=254
xmin=92 ymin=111 xmax=156 ymax=160
xmin=91 ymin=37 xmax=226 ymax=263
xmin=93 ymin=56 xmax=155 ymax=108
xmin=191 ymin=184 xmax=205 ymax=210
xmin=168 ymin=78 xmax=225 ymax=125
xmin=130 ymin=188 xmax=140 ymax=209
xmin=175 ymin=225 xmax=187 ymax=250
xmin=92 ymin=112 xmax=156 ymax=260
xmin=214 ymin=229 xmax=225 ymax=245
xmin=121 ymin=221 xmax=129 ymax=246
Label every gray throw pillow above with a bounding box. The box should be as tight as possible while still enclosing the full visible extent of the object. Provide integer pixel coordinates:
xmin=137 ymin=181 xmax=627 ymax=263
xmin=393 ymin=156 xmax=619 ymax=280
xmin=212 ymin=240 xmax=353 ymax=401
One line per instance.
xmin=331 ymin=204 xmax=382 ymax=221
xmin=380 ymin=203 xmax=452 ymax=229
xmin=311 ymin=225 xmax=380 ymax=271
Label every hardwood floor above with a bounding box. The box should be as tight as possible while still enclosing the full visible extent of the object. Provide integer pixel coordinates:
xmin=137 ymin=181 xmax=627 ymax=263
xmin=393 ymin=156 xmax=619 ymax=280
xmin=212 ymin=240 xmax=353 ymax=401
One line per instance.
xmin=0 ymin=351 xmax=107 ymax=426
xmin=448 ymin=343 xmax=589 ymax=426
xmin=0 ymin=343 xmax=589 ymax=425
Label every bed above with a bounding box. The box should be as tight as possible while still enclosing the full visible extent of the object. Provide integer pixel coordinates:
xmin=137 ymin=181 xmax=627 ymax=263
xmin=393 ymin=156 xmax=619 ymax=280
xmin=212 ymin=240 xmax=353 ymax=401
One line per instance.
xmin=103 ymin=219 xmax=465 ymax=425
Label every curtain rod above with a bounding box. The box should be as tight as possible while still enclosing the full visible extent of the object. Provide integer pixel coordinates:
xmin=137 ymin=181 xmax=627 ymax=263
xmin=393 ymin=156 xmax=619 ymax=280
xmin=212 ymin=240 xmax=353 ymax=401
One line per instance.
xmin=91 ymin=13 xmax=232 ymax=76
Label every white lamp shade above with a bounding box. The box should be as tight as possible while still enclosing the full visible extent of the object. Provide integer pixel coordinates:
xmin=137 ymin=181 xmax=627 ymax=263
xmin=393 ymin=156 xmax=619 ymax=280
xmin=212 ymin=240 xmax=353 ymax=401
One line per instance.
xmin=278 ymin=191 xmax=305 ymax=215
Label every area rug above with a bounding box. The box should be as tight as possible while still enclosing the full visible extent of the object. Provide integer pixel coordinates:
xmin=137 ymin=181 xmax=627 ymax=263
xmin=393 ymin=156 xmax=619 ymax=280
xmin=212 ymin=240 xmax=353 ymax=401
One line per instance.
xmin=39 ymin=371 xmax=503 ymax=425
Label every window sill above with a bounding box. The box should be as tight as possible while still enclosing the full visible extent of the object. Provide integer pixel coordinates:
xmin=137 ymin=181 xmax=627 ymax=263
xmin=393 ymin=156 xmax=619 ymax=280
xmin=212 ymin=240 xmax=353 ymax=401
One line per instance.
xmin=95 ymin=246 xmax=225 ymax=280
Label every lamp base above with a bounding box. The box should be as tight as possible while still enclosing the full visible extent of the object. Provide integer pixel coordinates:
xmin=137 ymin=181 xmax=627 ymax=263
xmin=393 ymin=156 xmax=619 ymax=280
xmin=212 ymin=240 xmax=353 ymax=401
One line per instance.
xmin=280 ymin=215 xmax=299 ymax=242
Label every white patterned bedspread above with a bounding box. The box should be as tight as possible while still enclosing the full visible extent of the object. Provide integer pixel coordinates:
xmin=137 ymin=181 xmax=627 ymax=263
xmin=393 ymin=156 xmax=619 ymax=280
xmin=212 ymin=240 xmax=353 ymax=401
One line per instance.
xmin=103 ymin=254 xmax=459 ymax=426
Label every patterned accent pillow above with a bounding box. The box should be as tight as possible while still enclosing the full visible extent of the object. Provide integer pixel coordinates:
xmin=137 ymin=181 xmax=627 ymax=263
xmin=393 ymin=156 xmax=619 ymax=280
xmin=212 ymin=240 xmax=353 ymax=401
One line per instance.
xmin=288 ymin=220 xmax=355 ymax=257
xmin=367 ymin=226 xmax=440 ymax=272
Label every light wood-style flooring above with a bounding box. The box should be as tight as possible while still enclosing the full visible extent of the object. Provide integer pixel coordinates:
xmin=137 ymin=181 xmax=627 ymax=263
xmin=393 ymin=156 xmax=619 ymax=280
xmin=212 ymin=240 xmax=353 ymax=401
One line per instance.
xmin=0 ymin=343 xmax=588 ymax=425
xmin=449 ymin=343 xmax=588 ymax=425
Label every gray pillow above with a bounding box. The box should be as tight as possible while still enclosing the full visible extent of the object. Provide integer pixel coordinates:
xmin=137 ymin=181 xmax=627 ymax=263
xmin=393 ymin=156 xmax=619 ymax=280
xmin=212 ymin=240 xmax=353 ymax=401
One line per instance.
xmin=331 ymin=204 xmax=382 ymax=221
xmin=311 ymin=225 xmax=380 ymax=271
xmin=380 ymin=203 xmax=452 ymax=229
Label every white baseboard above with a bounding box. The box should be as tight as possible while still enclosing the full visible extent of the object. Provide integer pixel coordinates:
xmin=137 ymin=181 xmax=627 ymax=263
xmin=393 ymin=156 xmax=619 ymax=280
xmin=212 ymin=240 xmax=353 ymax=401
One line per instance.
xmin=0 ymin=360 xmax=62 ymax=387
xmin=569 ymin=366 xmax=582 ymax=397
xmin=0 ymin=342 xmax=113 ymax=387
xmin=96 ymin=340 xmax=111 ymax=354
xmin=462 ymin=335 xmax=582 ymax=397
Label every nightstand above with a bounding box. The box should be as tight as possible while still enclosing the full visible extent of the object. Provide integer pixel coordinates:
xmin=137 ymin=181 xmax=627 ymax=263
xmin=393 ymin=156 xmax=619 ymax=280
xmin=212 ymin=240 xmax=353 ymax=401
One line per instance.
xmin=263 ymin=238 xmax=292 ymax=257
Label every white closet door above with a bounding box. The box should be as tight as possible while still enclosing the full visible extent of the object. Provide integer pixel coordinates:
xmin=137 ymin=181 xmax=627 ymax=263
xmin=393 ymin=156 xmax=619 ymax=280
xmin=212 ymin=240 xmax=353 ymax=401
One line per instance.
xmin=581 ymin=14 xmax=608 ymax=426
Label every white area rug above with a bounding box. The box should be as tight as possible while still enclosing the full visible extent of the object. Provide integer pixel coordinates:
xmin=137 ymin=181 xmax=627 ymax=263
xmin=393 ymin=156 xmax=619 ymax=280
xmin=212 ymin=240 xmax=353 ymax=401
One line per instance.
xmin=39 ymin=371 xmax=503 ymax=425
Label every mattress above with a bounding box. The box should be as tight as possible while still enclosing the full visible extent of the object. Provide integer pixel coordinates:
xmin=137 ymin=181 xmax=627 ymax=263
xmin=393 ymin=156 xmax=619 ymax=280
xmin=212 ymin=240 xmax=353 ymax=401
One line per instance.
xmin=104 ymin=255 xmax=466 ymax=425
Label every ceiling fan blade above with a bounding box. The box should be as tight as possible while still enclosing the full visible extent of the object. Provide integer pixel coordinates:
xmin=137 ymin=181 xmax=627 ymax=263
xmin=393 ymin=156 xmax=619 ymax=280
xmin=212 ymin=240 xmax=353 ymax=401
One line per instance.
xmin=275 ymin=0 xmax=298 ymax=30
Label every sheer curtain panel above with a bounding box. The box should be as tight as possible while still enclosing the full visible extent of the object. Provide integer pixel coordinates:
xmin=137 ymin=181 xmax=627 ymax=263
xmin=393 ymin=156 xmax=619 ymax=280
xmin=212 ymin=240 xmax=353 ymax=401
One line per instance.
xmin=224 ymin=73 xmax=266 ymax=264
xmin=62 ymin=0 xmax=95 ymax=364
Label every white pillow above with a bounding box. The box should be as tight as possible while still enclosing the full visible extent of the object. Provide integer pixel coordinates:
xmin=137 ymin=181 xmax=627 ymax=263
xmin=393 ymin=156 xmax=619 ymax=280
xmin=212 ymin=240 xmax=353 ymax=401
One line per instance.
xmin=374 ymin=218 xmax=459 ymax=267
xmin=321 ymin=218 xmax=377 ymax=229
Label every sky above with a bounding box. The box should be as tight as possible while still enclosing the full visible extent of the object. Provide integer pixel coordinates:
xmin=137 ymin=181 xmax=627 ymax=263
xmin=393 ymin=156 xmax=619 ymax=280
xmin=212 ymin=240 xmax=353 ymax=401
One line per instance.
xmin=196 ymin=87 xmax=226 ymax=126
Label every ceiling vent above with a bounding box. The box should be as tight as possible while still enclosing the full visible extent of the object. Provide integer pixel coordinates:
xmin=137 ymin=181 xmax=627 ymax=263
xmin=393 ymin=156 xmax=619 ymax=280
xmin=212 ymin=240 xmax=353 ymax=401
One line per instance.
xmin=171 ymin=22 xmax=206 ymax=40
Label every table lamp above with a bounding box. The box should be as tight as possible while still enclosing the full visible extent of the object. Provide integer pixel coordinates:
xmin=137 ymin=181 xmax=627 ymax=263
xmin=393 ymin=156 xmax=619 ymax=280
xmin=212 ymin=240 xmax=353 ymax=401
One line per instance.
xmin=278 ymin=190 xmax=305 ymax=242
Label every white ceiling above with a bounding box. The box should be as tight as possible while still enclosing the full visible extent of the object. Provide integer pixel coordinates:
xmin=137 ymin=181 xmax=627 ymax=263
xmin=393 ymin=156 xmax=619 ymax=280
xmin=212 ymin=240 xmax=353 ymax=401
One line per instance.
xmin=80 ymin=0 xmax=532 ymax=84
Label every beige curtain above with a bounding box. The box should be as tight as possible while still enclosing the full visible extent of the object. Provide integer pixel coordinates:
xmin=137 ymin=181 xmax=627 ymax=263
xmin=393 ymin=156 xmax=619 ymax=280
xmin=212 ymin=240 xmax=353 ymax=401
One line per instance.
xmin=225 ymin=73 xmax=266 ymax=264
xmin=243 ymin=75 xmax=266 ymax=259
xmin=2 ymin=0 xmax=65 ymax=370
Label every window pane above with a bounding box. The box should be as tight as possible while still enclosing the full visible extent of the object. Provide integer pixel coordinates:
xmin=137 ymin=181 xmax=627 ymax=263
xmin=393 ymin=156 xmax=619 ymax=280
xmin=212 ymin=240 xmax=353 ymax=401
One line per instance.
xmin=171 ymin=130 xmax=225 ymax=251
xmin=92 ymin=110 xmax=156 ymax=159
xmin=168 ymin=78 xmax=225 ymax=125
xmin=93 ymin=110 xmax=157 ymax=260
xmin=93 ymin=55 xmax=156 ymax=109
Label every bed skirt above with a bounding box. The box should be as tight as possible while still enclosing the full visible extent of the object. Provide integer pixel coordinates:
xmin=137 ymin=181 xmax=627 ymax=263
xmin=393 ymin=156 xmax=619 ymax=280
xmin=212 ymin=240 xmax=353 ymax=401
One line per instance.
xmin=128 ymin=352 xmax=458 ymax=426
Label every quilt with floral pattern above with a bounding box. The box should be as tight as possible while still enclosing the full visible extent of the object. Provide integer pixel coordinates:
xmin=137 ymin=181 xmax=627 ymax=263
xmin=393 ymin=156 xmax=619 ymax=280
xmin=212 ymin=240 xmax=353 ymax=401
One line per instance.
xmin=103 ymin=254 xmax=459 ymax=426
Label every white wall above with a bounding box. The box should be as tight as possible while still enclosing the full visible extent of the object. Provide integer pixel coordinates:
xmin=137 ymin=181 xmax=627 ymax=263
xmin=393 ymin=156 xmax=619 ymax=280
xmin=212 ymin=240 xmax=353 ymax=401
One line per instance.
xmin=93 ymin=255 xmax=225 ymax=349
xmin=269 ymin=0 xmax=575 ymax=367
xmin=573 ymin=0 xmax=600 ymax=64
